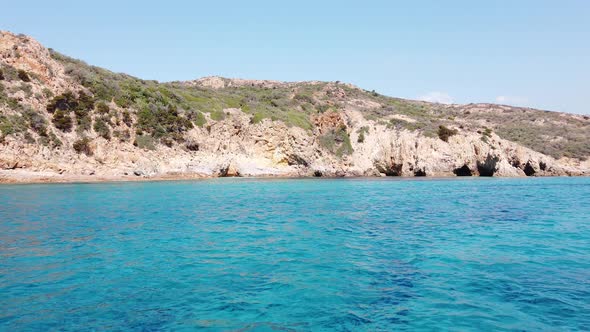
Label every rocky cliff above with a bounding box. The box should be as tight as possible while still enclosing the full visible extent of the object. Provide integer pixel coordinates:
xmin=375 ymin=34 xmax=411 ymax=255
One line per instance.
xmin=1 ymin=31 xmax=589 ymax=183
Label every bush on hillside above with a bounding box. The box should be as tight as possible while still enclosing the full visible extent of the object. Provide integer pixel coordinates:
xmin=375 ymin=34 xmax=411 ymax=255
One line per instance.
xmin=42 ymin=87 xmax=53 ymax=98
xmin=47 ymin=91 xmax=77 ymax=113
xmin=113 ymin=129 xmax=130 ymax=142
xmin=357 ymin=126 xmax=370 ymax=143
xmin=93 ymin=117 xmax=111 ymax=139
xmin=188 ymin=110 xmax=206 ymax=127
xmin=136 ymin=104 xmax=193 ymax=141
xmin=17 ymin=69 xmax=31 ymax=82
xmin=0 ymin=65 xmax=18 ymax=81
xmin=39 ymin=130 xmax=62 ymax=148
xmin=96 ymin=101 xmax=110 ymax=114
xmin=133 ymin=134 xmax=156 ymax=150
xmin=437 ymin=125 xmax=458 ymax=142
xmin=73 ymin=137 xmax=93 ymax=156
xmin=23 ymin=109 xmax=48 ymax=136
xmin=319 ymin=124 xmax=354 ymax=157
xmin=52 ymin=110 xmax=73 ymax=132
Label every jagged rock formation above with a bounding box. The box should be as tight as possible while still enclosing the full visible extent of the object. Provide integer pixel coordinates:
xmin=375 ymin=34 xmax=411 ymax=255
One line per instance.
xmin=0 ymin=31 xmax=588 ymax=183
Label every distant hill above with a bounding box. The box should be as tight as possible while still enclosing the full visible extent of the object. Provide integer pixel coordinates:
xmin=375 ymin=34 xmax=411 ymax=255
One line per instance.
xmin=0 ymin=31 xmax=588 ymax=182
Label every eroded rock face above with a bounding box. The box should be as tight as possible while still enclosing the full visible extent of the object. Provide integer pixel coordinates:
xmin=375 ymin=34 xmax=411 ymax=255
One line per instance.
xmin=2 ymin=104 xmax=584 ymax=179
xmin=453 ymin=165 xmax=473 ymax=176
xmin=477 ymin=154 xmax=499 ymax=176
xmin=523 ymin=161 xmax=537 ymax=176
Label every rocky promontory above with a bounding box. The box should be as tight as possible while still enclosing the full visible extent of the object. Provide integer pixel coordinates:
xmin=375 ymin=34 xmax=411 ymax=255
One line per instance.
xmin=1 ymin=31 xmax=588 ymax=183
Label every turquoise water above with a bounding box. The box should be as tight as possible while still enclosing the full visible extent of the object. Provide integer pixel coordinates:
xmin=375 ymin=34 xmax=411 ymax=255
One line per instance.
xmin=0 ymin=178 xmax=589 ymax=331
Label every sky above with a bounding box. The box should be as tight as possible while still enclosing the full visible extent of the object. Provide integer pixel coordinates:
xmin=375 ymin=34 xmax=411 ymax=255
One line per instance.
xmin=2 ymin=0 xmax=589 ymax=114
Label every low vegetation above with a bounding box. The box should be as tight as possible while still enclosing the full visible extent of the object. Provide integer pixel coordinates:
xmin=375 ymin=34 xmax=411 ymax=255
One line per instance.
xmin=357 ymin=126 xmax=369 ymax=143
xmin=73 ymin=137 xmax=93 ymax=156
xmin=437 ymin=125 xmax=458 ymax=142
xmin=24 ymin=109 xmax=48 ymax=136
xmin=17 ymin=69 xmax=31 ymax=82
xmin=450 ymin=105 xmax=590 ymax=159
xmin=38 ymin=130 xmax=62 ymax=148
xmin=52 ymin=110 xmax=73 ymax=132
xmin=134 ymin=134 xmax=156 ymax=150
xmin=497 ymin=124 xmax=590 ymax=160
xmin=0 ymin=114 xmax=27 ymax=137
xmin=0 ymin=64 xmax=19 ymax=81
xmin=95 ymin=101 xmax=110 ymax=114
xmin=319 ymin=125 xmax=353 ymax=157
xmin=113 ymin=129 xmax=130 ymax=142
xmin=93 ymin=117 xmax=111 ymax=140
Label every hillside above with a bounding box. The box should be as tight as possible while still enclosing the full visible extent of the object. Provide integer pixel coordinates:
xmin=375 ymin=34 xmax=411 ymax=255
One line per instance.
xmin=0 ymin=31 xmax=589 ymax=182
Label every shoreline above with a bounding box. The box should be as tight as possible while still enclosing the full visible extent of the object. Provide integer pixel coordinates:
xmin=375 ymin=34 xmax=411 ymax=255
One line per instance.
xmin=0 ymin=169 xmax=585 ymax=185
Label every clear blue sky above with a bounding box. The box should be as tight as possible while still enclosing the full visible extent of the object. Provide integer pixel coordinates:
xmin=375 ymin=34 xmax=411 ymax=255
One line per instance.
xmin=2 ymin=1 xmax=589 ymax=114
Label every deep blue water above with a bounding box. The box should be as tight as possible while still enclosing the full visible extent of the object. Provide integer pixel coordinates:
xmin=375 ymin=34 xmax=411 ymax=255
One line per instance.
xmin=0 ymin=177 xmax=589 ymax=331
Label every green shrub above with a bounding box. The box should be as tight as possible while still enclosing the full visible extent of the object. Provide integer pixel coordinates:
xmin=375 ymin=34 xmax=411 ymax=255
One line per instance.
xmin=122 ymin=110 xmax=133 ymax=127
xmin=316 ymin=104 xmax=331 ymax=113
xmin=336 ymin=137 xmax=354 ymax=157
xmin=77 ymin=115 xmax=92 ymax=132
xmin=293 ymin=93 xmax=315 ymax=104
xmin=0 ymin=116 xmax=15 ymax=136
xmin=52 ymin=110 xmax=73 ymax=132
xmin=283 ymin=110 xmax=312 ymax=130
xmin=210 ymin=110 xmax=226 ymax=121
xmin=47 ymin=91 xmax=94 ymax=131
xmin=47 ymin=91 xmax=77 ymax=113
xmin=185 ymin=110 xmax=206 ymax=127
xmin=250 ymin=112 xmax=265 ymax=124
xmin=134 ymin=134 xmax=156 ymax=150
xmin=42 ymin=87 xmax=53 ymax=98
xmin=73 ymin=137 xmax=93 ymax=156
xmin=7 ymin=97 xmax=19 ymax=109
xmin=38 ymin=136 xmax=50 ymax=146
xmin=437 ymin=125 xmax=458 ymax=142
xmin=387 ymin=118 xmax=408 ymax=129
xmin=76 ymin=91 xmax=95 ymax=113
xmin=113 ymin=129 xmax=130 ymax=142
xmin=23 ymin=109 xmax=48 ymax=136
xmin=357 ymin=131 xmax=365 ymax=143
xmin=0 ymin=114 xmax=27 ymax=136
xmin=13 ymin=83 xmax=33 ymax=98
xmin=0 ymin=65 xmax=18 ymax=81
xmin=185 ymin=138 xmax=199 ymax=151
xmin=357 ymin=126 xmax=369 ymax=143
xmin=73 ymin=92 xmax=95 ymax=129
xmin=24 ymin=131 xmax=35 ymax=144
xmin=17 ymin=69 xmax=31 ymax=82
xmin=136 ymin=104 xmax=192 ymax=141
xmin=161 ymin=136 xmax=175 ymax=147
xmin=93 ymin=117 xmax=111 ymax=139
xmin=96 ymin=101 xmax=110 ymax=114
xmin=319 ymin=125 xmax=353 ymax=157
xmin=4 ymin=96 xmax=22 ymax=110
xmin=48 ymin=131 xmax=62 ymax=147
xmin=39 ymin=132 xmax=59 ymax=147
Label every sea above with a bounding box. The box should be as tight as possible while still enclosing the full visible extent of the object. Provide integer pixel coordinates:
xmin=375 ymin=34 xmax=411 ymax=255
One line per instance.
xmin=1 ymin=177 xmax=589 ymax=331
